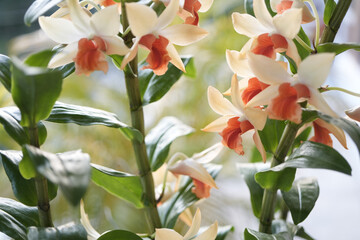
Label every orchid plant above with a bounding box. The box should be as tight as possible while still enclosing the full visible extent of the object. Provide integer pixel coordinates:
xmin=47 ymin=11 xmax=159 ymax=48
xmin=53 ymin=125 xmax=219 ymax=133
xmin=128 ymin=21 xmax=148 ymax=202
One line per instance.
xmin=0 ymin=0 xmax=359 ymax=239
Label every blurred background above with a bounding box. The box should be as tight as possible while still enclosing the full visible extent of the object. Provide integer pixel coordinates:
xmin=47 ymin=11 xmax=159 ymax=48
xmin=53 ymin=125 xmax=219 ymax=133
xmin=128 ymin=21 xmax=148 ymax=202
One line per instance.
xmin=0 ymin=0 xmax=360 ymax=239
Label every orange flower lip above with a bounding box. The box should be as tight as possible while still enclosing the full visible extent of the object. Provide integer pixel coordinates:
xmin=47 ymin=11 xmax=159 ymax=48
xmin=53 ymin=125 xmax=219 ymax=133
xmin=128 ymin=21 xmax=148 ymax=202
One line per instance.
xmin=183 ymin=0 xmax=202 ymax=25
xmin=251 ymin=33 xmax=288 ymax=59
xmin=242 ymin=77 xmax=269 ymax=105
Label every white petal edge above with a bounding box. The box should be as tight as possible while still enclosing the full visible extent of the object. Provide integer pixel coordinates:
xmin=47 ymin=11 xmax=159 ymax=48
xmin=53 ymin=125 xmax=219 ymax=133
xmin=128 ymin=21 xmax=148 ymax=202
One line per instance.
xmin=102 ymin=36 xmax=129 ymax=56
xmin=199 ymin=0 xmax=214 ymax=12
xmin=194 ymin=221 xmax=218 ymax=240
xmin=230 ymin=74 xmax=245 ymax=111
xmin=90 ymin=5 xmax=120 ymax=36
xmin=226 ymin=49 xmax=253 ymax=77
xmin=48 ymin=42 xmax=78 ymax=68
xmin=244 ymin=107 xmax=267 ymax=130
xmin=202 ymin=115 xmax=233 ymax=132
xmin=167 ymin=43 xmax=185 ymax=72
xmin=125 ymin=3 xmax=157 ymax=37
xmin=308 ymin=88 xmax=338 ymax=117
xmin=273 ymin=8 xmax=302 ymax=39
xmin=155 ymin=0 xmax=179 ymax=30
xmin=183 ymin=209 xmax=201 ymax=239
xmin=232 ymin=12 xmax=268 ymax=37
xmin=193 ymin=143 xmax=223 ymax=164
xmin=155 ymin=229 xmax=183 ymax=240
xmin=160 ymin=24 xmax=208 ymax=46
xmin=253 ymin=0 xmax=274 ymax=30
xmin=208 ymin=86 xmax=240 ymax=116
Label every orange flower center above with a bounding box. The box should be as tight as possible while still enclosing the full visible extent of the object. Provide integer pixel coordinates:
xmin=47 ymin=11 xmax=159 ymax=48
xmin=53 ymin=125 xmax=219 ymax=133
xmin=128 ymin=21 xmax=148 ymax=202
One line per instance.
xmin=191 ymin=179 xmax=212 ymax=198
xmin=242 ymin=77 xmax=270 ymax=104
xmin=267 ymin=83 xmax=310 ymax=124
xmin=183 ymin=0 xmax=202 ymax=25
xmin=220 ymin=117 xmax=254 ymax=155
xmin=276 ymin=0 xmax=293 ymax=14
xmin=74 ymin=36 xmax=108 ymax=76
xmin=309 ymin=120 xmax=333 ymax=147
xmin=139 ymin=34 xmax=171 ymax=75
xmin=251 ymin=33 xmax=288 ymax=59
xmin=101 ymin=0 xmax=117 ymax=6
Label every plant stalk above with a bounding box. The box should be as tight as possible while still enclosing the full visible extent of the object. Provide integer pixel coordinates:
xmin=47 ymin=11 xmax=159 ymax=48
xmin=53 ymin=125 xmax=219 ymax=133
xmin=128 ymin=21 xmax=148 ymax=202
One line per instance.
xmin=258 ymin=123 xmax=299 ymax=233
xmin=29 ymin=126 xmax=53 ymax=227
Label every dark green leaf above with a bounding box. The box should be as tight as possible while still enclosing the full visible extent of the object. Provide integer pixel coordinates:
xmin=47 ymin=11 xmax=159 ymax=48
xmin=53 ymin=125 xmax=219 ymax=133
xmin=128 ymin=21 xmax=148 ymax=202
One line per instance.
xmin=98 ymin=230 xmax=142 ymax=240
xmin=11 ymin=58 xmax=63 ymax=127
xmin=215 ymin=225 xmax=234 ymax=240
xmin=0 ymin=150 xmax=57 ymax=206
xmin=47 ymin=101 xmax=143 ymax=142
xmin=244 ymin=0 xmax=254 ymax=16
xmin=24 ymin=0 xmax=63 ymax=26
xmin=27 ymin=222 xmax=87 ymax=240
xmin=271 ymin=220 xmax=315 ymax=240
xmin=91 ymin=164 xmax=143 ymax=208
xmin=294 ymin=28 xmax=312 ymax=61
xmin=0 ymin=109 xmax=29 ymax=145
xmin=324 ymin=0 xmax=336 ymax=25
xmin=292 ymin=127 xmax=312 ymax=150
xmin=0 ymin=209 xmax=27 ymax=240
xmin=317 ymin=43 xmax=360 ymax=55
xmin=23 ymin=145 xmax=91 ymax=206
xmin=0 ymin=54 xmax=12 ymax=91
xmin=139 ymin=57 xmax=193 ymax=105
xmin=238 ymin=163 xmax=268 ymax=218
xmin=282 ymin=178 xmax=319 ymax=224
xmin=255 ymin=167 xmax=296 ymax=191
xmin=258 ymin=118 xmax=286 ymax=154
xmin=244 ymin=228 xmax=292 ymax=240
xmin=146 ymin=116 xmax=194 ymax=171
xmin=159 ymin=164 xmax=222 ymax=228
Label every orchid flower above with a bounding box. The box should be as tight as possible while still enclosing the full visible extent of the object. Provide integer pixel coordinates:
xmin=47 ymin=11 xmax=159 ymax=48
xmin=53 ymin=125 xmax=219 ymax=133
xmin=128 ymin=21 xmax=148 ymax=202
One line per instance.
xmin=202 ymin=74 xmax=268 ymax=162
xmin=232 ymin=0 xmax=302 ymax=65
xmin=39 ymin=0 xmax=129 ymax=76
xmin=346 ymin=106 xmax=360 ymax=122
xmin=155 ymin=209 xmax=218 ymax=240
xmin=167 ymin=143 xmax=223 ymax=198
xmin=270 ymin=0 xmax=315 ymax=23
xmin=309 ymin=119 xmax=347 ymax=149
xmin=121 ymin=0 xmax=208 ymax=75
xmin=177 ymin=0 xmax=214 ymax=25
xmin=247 ymin=53 xmax=339 ymax=125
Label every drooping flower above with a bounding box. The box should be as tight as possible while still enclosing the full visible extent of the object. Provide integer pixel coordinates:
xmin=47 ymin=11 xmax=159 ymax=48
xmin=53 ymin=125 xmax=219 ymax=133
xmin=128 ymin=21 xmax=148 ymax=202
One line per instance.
xmin=247 ymin=53 xmax=338 ymax=124
xmin=346 ymin=106 xmax=360 ymax=122
xmin=270 ymin=0 xmax=315 ymax=23
xmin=202 ymin=74 xmax=268 ymax=162
xmin=155 ymin=209 xmax=218 ymax=240
xmin=309 ymin=119 xmax=347 ymax=148
xmin=121 ymin=0 xmax=208 ymax=75
xmin=39 ymin=0 xmax=129 ymax=75
xmin=231 ymin=0 xmax=302 ymax=64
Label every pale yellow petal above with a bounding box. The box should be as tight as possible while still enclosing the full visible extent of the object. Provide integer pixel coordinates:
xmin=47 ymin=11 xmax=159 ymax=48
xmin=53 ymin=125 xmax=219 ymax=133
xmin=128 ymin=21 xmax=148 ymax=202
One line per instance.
xmin=208 ymin=86 xmax=239 ymax=116
xmin=230 ymin=74 xmax=245 ymax=111
xmin=202 ymin=115 xmax=232 ymax=132
xmin=226 ymin=49 xmax=253 ymax=77
xmin=273 ymin=8 xmax=302 ymax=39
xmin=90 ymin=5 xmax=120 ymax=36
xmin=155 ymin=0 xmax=179 ymax=30
xmin=270 ymin=0 xmax=281 ymax=12
xmin=184 ymin=209 xmax=201 ymax=239
xmin=126 ymin=3 xmax=157 ymax=37
xmin=192 ymin=143 xmax=223 ymax=164
xmin=167 ymin=43 xmax=185 ymax=72
xmin=48 ymin=42 xmax=78 ymax=68
xmin=155 ymin=229 xmax=183 ymax=240
xmin=199 ymin=0 xmax=214 ymax=12
xmin=102 ymin=36 xmax=129 ymax=55
xmin=161 ymin=24 xmax=208 ymax=46
xmin=253 ymin=0 xmax=274 ymax=30
xmin=232 ymin=12 xmax=268 ymax=37
xmin=253 ymin=131 xmax=267 ymax=162
xmin=244 ymin=107 xmax=267 ymax=130
xmin=194 ymin=221 xmax=218 ymax=240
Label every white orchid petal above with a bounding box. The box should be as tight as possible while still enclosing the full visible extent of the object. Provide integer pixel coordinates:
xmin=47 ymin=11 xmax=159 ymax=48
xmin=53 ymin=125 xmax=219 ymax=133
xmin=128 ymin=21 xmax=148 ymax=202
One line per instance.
xmin=248 ymin=53 xmax=292 ymax=84
xmin=66 ymin=0 xmax=91 ymax=34
xmin=253 ymin=0 xmax=274 ymax=30
xmin=230 ymin=74 xmax=245 ymax=111
xmin=199 ymin=0 xmax=214 ymax=12
xmin=39 ymin=17 xmax=83 ymax=44
xmin=244 ymin=107 xmax=267 ymax=130
xmin=194 ymin=221 xmax=218 ymax=240
xmin=102 ymin=36 xmax=129 ymax=56
xmin=161 ymin=24 xmax=208 ymax=46
xmin=232 ymin=12 xmax=268 ymax=37
xmin=285 ymin=38 xmax=301 ymax=66
xmin=315 ymin=119 xmax=347 ymax=149
xmin=253 ymin=131 xmax=267 ymax=162
xmin=240 ymin=38 xmax=253 ymax=53
xmin=273 ymin=8 xmax=302 ymax=39
xmin=226 ymin=49 xmax=253 ymax=77
xmin=48 ymin=42 xmax=78 ymax=68
xmin=246 ymin=85 xmax=279 ymax=107
xmin=308 ymin=88 xmax=338 ymax=117
xmin=155 ymin=0 xmax=179 ymax=30
xmin=298 ymin=53 xmax=335 ymax=88
xmin=155 ymin=229 xmax=183 ymax=240
xmin=208 ymin=86 xmax=239 ymax=116
xmin=167 ymin=43 xmax=185 ymax=72
xmin=126 ymin=3 xmax=157 ymax=37
xmin=184 ymin=209 xmax=201 ymax=239
xmin=120 ymin=39 xmax=139 ymax=69
xmin=90 ymin=5 xmax=120 ymax=36
xmin=192 ymin=143 xmax=223 ymax=164
xmin=270 ymin=0 xmax=281 ymax=12
xmin=202 ymin=115 xmax=233 ymax=132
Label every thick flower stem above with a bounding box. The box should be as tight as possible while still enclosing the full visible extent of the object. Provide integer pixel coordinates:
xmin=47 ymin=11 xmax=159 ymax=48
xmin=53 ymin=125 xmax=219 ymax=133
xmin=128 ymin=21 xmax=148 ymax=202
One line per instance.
xmin=29 ymin=126 xmax=53 ymax=228
xmin=320 ymin=0 xmax=352 ymax=44
xmin=259 ymin=123 xmax=299 ymax=233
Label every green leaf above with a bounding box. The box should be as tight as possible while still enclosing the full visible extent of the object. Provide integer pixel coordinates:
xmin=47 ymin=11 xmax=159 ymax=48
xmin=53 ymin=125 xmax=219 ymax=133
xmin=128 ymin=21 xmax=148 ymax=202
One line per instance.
xmin=0 ymin=210 xmax=27 ymax=240
xmin=0 ymin=54 xmax=12 ymax=91
xmin=244 ymin=0 xmax=255 ymax=16
xmin=317 ymin=43 xmax=360 ymax=55
xmin=146 ymin=116 xmax=194 ymax=171
xmin=24 ymin=0 xmax=63 ymax=26
xmin=139 ymin=57 xmax=193 ymax=105
xmin=0 ymin=150 xmax=57 ymax=206
xmin=11 ymin=58 xmax=63 ymax=127
xmin=292 ymin=127 xmax=312 ymax=150
xmin=47 ymin=101 xmax=143 ymax=142
xmin=183 ymin=58 xmax=196 ymax=78
xmin=282 ymin=178 xmax=319 ymax=224
xmin=0 ymin=109 xmax=29 ymax=145
xmin=238 ymin=163 xmax=268 ymax=218
xmin=215 ymin=225 xmax=234 ymax=240
xmin=258 ymin=118 xmax=286 ymax=154
xmin=110 ymin=55 xmax=124 ymax=70
xmin=324 ymin=0 xmax=336 ymax=25
xmin=23 ymin=145 xmax=91 ymax=206
xmin=294 ymin=28 xmax=312 ymax=61
xmin=91 ymin=164 xmax=143 ymax=208
xmin=159 ymin=164 xmax=222 ymax=228
xmin=244 ymin=228 xmax=292 ymax=240
xmin=27 ymin=222 xmax=87 ymax=240
xmin=271 ymin=220 xmax=314 ymax=239
xmin=98 ymin=230 xmax=142 ymax=240
xmin=255 ymin=168 xmax=296 ymax=192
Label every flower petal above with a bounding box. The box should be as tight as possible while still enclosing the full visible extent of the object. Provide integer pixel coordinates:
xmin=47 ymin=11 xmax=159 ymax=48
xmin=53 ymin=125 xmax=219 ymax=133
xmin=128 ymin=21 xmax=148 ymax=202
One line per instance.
xmin=194 ymin=221 xmax=218 ymax=240
xmin=102 ymin=36 xmax=129 ymax=55
xmin=248 ymin=53 xmax=292 ymax=84
xmin=246 ymin=85 xmax=279 ymax=107
xmin=208 ymin=86 xmax=239 ymax=116
xmin=285 ymin=38 xmax=301 ymax=66
xmin=298 ymin=53 xmax=335 ymax=88
xmin=167 ymin=43 xmax=185 ymax=72
xmin=202 ymin=115 xmax=233 ymax=132
xmin=126 ymin=3 xmax=157 ymax=37
xmin=120 ymin=39 xmax=139 ymax=69
xmin=90 ymin=5 xmax=120 ymax=36
xmin=346 ymin=106 xmax=360 ymax=122
xmin=308 ymin=88 xmax=338 ymax=117
xmin=230 ymin=74 xmax=245 ymax=111
xmin=270 ymin=0 xmax=282 ymax=12
xmin=184 ymin=209 xmax=201 ymax=239
xmin=155 ymin=229 xmax=183 ymax=240
xmin=48 ymin=42 xmax=78 ymax=68
xmin=155 ymin=0 xmax=179 ymax=30
xmin=253 ymin=131 xmax=267 ymax=162
xmin=244 ymin=107 xmax=267 ymax=130
xmin=192 ymin=143 xmax=223 ymax=164
xmin=67 ymin=0 xmax=91 ymax=34
xmin=232 ymin=12 xmax=268 ymax=37
xmin=199 ymin=0 xmax=214 ymax=12
xmin=160 ymin=24 xmax=208 ymax=46
xmin=315 ymin=119 xmax=347 ymax=149
xmin=273 ymin=8 xmax=302 ymax=39
xmin=39 ymin=16 xmax=83 ymax=44
xmin=253 ymin=0 xmax=274 ymax=30
xmin=226 ymin=49 xmax=253 ymax=77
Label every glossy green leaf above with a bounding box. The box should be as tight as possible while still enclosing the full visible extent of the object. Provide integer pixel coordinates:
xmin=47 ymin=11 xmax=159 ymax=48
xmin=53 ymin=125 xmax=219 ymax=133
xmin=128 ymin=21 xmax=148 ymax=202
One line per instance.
xmin=271 ymin=220 xmax=314 ymax=239
xmin=282 ymin=178 xmax=319 ymax=225
xmin=244 ymin=228 xmax=292 ymax=240
xmin=98 ymin=230 xmax=142 ymax=240
xmin=183 ymin=58 xmax=196 ymax=78
xmin=0 ymin=210 xmax=27 ymax=240
xmin=258 ymin=119 xmax=286 ymax=154
xmin=110 ymin=55 xmax=124 ymax=70
xmin=215 ymin=225 xmax=234 ymax=240
xmin=294 ymin=28 xmax=312 ymax=61
xmin=255 ymin=167 xmax=296 ymax=191
xmin=292 ymin=127 xmax=311 ymax=150
xmin=0 ymin=109 xmax=29 ymax=145
xmin=146 ymin=116 xmax=194 ymax=171
xmin=27 ymin=222 xmax=87 ymax=240
xmin=159 ymin=164 xmax=222 ymax=228
xmin=47 ymin=101 xmax=143 ymax=142
xmin=324 ymin=0 xmax=336 ymax=25
xmin=24 ymin=0 xmax=63 ymax=26
xmin=0 ymin=150 xmax=57 ymax=206
xmin=317 ymin=43 xmax=360 ymax=55
xmin=238 ymin=163 xmax=268 ymax=218
xmin=11 ymin=58 xmax=63 ymax=127
xmin=0 ymin=54 xmax=12 ymax=91
xmin=91 ymin=164 xmax=143 ymax=208
xmin=139 ymin=57 xmax=193 ymax=105
xmin=23 ymin=145 xmax=91 ymax=206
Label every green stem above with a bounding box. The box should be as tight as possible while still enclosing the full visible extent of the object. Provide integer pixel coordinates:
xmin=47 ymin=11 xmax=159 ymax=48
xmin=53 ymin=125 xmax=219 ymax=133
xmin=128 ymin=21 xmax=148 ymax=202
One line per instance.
xmin=306 ymin=0 xmax=320 ymax=47
xmin=295 ymin=35 xmax=314 ymax=53
xmin=29 ymin=126 xmax=53 ymax=227
xmin=320 ymin=0 xmax=353 ymax=44
xmin=121 ymin=1 xmax=161 ymax=233
xmin=326 ymin=87 xmax=360 ymax=97
xmin=259 ymin=123 xmax=299 ymax=233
